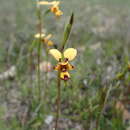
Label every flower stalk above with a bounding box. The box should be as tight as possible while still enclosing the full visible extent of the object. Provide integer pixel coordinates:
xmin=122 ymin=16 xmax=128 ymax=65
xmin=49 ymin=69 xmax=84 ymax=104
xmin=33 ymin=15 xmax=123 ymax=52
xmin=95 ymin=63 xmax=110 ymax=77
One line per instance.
xmin=49 ymin=13 xmax=74 ymax=130
xmin=55 ymin=71 xmax=61 ymax=130
xmin=36 ymin=1 xmax=42 ymax=101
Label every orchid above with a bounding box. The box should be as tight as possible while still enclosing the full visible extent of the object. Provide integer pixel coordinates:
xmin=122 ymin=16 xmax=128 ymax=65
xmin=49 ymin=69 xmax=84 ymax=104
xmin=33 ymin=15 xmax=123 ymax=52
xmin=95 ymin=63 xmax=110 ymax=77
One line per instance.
xmin=34 ymin=33 xmax=54 ymax=46
xmin=49 ymin=48 xmax=77 ymax=80
xmin=38 ymin=1 xmax=63 ymax=17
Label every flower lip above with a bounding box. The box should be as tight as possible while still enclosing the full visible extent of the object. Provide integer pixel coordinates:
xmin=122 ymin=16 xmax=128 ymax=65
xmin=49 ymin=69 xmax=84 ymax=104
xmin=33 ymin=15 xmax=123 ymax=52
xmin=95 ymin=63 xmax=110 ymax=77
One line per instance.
xmin=63 ymin=75 xmax=70 ymax=81
xmin=60 ymin=74 xmax=70 ymax=81
xmin=60 ymin=71 xmax=70 ymax=81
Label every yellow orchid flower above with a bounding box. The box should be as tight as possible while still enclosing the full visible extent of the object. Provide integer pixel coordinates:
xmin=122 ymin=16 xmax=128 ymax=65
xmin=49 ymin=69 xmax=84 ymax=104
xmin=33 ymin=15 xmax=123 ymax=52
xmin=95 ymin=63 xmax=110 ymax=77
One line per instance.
xmin=38 ymin=1 xmax=63 ymax=17
xmin=49 ymin=48 xmax=77 ymax=81
xmin=50 ymin=4 xmax=63 ymax=17
xmin=34 ymin=33 xmax=54 ymax=46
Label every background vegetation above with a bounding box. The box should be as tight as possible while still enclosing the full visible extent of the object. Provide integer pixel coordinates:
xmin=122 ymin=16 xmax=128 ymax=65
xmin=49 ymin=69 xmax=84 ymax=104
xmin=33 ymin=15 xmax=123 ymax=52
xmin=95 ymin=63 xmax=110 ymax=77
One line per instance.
xmin=0 ymin=0 xmax=130 ymax=129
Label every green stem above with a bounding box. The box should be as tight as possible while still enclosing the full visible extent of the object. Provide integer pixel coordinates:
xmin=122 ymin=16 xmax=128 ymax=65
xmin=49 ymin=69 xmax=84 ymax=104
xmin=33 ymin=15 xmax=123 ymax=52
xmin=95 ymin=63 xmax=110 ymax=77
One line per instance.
xmin=55 ymin=72 xmax=61 ymax=130
xmin=36 ymin=1 xmax=42 ymax=101
xmin=43 ymin=48 xmax=49 ymax=103
xmin=28 ymin=48 xmax=33 ymax=99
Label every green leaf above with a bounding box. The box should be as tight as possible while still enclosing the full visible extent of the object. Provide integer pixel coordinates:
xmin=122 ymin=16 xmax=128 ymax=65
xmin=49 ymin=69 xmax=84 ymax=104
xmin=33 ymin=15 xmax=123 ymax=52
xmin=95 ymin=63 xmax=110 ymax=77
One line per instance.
xmin=60 ymin=13 xmax=74 ymax=52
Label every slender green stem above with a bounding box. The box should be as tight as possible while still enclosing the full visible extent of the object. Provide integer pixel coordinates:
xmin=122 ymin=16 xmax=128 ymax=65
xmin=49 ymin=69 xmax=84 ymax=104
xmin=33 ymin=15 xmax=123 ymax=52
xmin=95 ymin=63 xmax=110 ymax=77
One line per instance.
xmin=37 ymin=42 xmax=41 ymax=101
xmin=36 ymin=1 xmax=42 ymax=101
xmin=28 ymin=48 xmax=33 ymax=97
xmin=55 ymin=72 xmax=61 ymax=130
xmin=28 ymin=50 xmax=34 ymax=105
xmin=43 ymin=48 xmax=49 ymax=103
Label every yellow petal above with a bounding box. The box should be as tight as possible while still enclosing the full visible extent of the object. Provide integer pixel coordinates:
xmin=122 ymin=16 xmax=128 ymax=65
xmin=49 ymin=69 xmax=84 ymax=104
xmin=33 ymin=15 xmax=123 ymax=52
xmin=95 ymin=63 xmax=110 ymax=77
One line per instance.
xmin=49 ymin=49 xmax=62 ymax=61
xmin=47 ymin=40 xmax=54 ymax=46
xmin=45 ymin=34 xmax=52 ymax=40
xmin=63 ymin=48 xmax=77 ymax=61
xmin=54 ymin=64 xmax=60 ymax=71
xmin=50 ymin=6 xmax=59 ymax=13
xmin=55 ymin=10 xmax=63 ymax=16
xmin=34 ymin=33 xmax=45 ymax=38
xmin=67 ymin=63 xmax=74 ymax=70
xmin=38 ymin=1 xmax=52 ymax=5
xmin=38 ymin=1 xmax=60 ymax=6
xmin=51 ymin=1 xmax=60 ymax=6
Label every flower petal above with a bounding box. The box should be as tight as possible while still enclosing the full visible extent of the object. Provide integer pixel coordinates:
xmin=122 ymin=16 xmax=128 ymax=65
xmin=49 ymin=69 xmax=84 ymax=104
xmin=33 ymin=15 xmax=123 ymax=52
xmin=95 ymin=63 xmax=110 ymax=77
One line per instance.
xmin=34 ymin=33 xmax=45 ymax=38
xmin=67 ymin=63 xmax=74 ymax=70
xmin=38 ymin=1 xmax=60 ymax=6
xmin=53 ymin=1 xmax=60 ymax=6
xmin=38 ymin=1 xmax=52 ymax=5
xmin=55 ymin=10 xmax=63 ymax=16
xmin=60 ymin=72 xmax=70 ymax=81
xmin=47 ymin=40 xmax=54 ymax=46
xmin=49 ymin=49 xmax=62 ymax=61
xmin=63 ymin=48 xmax=77 ymax=61
xmin=54 ymin=64 xmax=60 ymax=71
xmin=45 ymin=34 xmax=52 ymax=40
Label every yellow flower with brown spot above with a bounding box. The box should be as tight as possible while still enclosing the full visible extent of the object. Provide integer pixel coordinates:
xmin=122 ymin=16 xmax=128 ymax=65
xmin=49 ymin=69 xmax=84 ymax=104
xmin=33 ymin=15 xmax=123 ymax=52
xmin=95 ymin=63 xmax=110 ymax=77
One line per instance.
xmin=49 ymin=48 xmax=77 ymax=81
xmin=34 ymin=33 xmax=54 ymax=46
xmin=50 ymin=4 xmax=63 ymax=17
xmin=38 ymin=1 xmax=63 ymax=17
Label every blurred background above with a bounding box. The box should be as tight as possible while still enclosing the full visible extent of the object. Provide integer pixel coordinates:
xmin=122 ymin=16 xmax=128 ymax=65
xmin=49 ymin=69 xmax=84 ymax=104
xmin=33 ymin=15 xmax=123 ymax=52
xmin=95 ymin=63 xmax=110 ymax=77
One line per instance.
xmin=0 ymin=0 xmax=130 ymax=129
